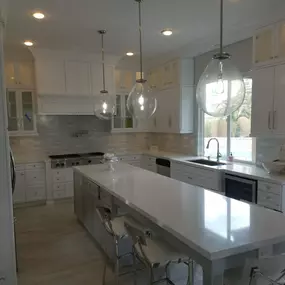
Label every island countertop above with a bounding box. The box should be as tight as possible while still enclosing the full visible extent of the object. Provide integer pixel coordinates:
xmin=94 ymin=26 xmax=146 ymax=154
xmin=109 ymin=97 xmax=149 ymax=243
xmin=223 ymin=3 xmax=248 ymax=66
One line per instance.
xmin=74 ymin=163 xmax=285 ymax=261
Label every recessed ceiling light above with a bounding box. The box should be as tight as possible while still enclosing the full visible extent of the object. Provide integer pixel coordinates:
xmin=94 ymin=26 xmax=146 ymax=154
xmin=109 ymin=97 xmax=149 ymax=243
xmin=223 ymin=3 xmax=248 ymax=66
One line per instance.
xmin=24 ymin=41 xmax=34 ymax=47
xmin=126 ymin=52 xmax=134 ymax=56
xmin=33 ymin=12 xmax=45 ymax=19
xmin=161 ymin=29 xmax=173 ymax=36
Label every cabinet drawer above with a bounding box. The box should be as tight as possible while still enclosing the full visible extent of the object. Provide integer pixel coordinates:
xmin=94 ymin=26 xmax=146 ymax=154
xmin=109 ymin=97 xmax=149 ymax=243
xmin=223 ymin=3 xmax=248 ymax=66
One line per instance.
xmin=258 ymin=190 xmax=281 ymax=204
xmin=53 ymin=190 xmax=66 ymax=199
xmin=15 ymin=164 xmax=25 ymax=171
xmin=26 ymin=163 xmax=45 ymax=170
xmin=26 ymin=186 xmax=46 ymax=202
xmin=25 ymin=170 xmax=45 ymax=185
xmin=52 ymin=168 xmax=73 ymax=182
xmin=258 ymin=199 xmax=281 ymax=211
xmin=258 ymin=181 xmax=281 ymax=195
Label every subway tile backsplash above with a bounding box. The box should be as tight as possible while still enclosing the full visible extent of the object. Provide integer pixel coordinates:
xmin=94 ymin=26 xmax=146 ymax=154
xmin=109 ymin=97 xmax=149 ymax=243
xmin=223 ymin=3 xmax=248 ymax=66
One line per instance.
xmin=10 ymin=115 xmax=196 ymax=162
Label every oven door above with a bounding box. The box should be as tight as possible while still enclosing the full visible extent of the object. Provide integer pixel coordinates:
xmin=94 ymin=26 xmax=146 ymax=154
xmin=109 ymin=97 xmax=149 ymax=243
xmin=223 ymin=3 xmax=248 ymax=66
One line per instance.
xmin=224 ymin=174 xmax=257 ymax=203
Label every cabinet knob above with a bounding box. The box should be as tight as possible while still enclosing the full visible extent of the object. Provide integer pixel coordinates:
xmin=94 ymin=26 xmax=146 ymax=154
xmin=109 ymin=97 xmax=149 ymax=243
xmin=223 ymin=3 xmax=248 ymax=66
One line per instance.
xmin=270 ymin=56 xmax=274 ymax=59
xmin=275 ymin=56 xmax=278 ymax=59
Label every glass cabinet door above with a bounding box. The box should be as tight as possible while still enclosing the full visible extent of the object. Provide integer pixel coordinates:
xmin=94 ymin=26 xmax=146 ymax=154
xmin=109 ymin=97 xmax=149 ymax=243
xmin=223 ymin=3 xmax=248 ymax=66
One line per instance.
xmin=6 ymin=90 xmax=19 ymax=131
xmin=21 ymin=91 xmax=34 ymax=131
xmin=124 ymin=95 xmax=133 ymax=128
xmin=113 ymin=95 xmax=123 ymax=128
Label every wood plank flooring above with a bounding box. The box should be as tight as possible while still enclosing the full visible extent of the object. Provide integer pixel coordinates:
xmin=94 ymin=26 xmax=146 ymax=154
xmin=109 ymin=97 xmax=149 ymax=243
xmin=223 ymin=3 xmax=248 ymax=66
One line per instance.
xmin=14 ymin=200 xmax=114 ymax=285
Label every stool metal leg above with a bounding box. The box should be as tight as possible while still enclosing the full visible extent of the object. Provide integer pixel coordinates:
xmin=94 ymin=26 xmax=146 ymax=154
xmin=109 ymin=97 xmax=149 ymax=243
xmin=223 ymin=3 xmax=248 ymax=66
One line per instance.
xmin=115 ymin=239 xmax=120 ymax=285
xmin=186 ymin=259 xmax=195 ymax=285
xmin=102 ymin=258 xmax=107 ymax=285
xmin=132 ymin=249 xmax=137 ymax=285
xmin=149 ymin=267 xmax=154 ymax=285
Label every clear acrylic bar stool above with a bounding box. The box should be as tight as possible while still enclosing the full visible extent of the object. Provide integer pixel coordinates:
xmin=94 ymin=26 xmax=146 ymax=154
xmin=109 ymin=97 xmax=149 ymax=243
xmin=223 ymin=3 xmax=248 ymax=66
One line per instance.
xmin=96 ymin=207 xmax=134 ymax=285
xmin=124 ymin=219 xmax=195 ymax=285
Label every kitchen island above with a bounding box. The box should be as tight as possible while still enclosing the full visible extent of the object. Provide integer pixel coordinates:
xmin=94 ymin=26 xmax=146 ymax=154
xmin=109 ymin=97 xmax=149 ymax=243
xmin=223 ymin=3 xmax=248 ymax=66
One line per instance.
xmin=74 ymin=163 xmax=285 ymax=285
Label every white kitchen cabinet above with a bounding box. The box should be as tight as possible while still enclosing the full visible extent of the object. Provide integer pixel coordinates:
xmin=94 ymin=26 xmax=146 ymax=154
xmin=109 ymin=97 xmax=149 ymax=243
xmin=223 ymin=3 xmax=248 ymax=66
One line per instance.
xmin=253 ymin=21 xmax=285 ymax=66
xmin=13 ymin=163 xmax=46 ymax=204
xmin=257 ymin=181 xmax=284 ymax=212
xmin=252 ymin=63 xmax=285 ymax=136
xmin=6 ymin=90 xmax=37 ymax=136
xmin=111 ymin=94 xmax=147 ymax=132
xmin=115 ymin=70 xmax=135 ymax=93
xmin=65 ymin=61 xmax=92 ymax=96
xmin=149 ymin=86 xmax=194 ymax=134
xmin=36 ymin=60 xmax=66 ymax=95
xmin=140 ymin=155 xmax=157 ymax=172
xmin=147 ymin=58 xmax=194 ymax=134
xmin=253 ymin=25 xmax=275 ymax=65
xmin=92 ymin=64 xmax=115 ymax=95
xmin=5 ymin=61 xmax=35 ymax=89
xmin=251 ymin=67 xmax=274 ymax=137
xmin=171 ymin=162 xmax=221 ymax=192
xmin=51 ymin=168 xmax=74 ymax=200
xmin=147 ymin=67 xmax=162 ymax=91
xmin=13 ymin=169 xmax=26 ymax=204
xmin=118 ymin=154 xmax=141 ymax=167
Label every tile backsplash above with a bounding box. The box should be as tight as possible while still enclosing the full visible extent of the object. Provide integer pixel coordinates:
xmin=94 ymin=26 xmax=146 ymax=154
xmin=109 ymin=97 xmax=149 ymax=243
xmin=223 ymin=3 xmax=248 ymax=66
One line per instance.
xmin=256 ymin=137 xmax=285 ymax=164
xmin=10 ymin=115 xmax=196 ymax=162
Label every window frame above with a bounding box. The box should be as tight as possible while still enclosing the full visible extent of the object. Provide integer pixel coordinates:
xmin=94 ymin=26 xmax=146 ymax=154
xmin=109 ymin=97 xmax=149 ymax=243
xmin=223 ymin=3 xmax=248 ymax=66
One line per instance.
xmin=197 ymin=73 xmax=255 ymax=163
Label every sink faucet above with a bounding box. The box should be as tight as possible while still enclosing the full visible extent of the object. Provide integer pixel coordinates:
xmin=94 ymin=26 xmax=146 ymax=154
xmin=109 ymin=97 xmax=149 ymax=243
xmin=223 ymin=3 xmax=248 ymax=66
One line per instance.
xmin=206 ymin=138 xmax=222 ymax=162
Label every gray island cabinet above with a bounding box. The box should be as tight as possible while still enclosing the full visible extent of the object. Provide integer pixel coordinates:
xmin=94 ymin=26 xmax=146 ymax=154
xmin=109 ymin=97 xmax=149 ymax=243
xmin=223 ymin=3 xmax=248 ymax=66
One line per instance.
xmin=74 ymin=163 xmax=285 ymax=285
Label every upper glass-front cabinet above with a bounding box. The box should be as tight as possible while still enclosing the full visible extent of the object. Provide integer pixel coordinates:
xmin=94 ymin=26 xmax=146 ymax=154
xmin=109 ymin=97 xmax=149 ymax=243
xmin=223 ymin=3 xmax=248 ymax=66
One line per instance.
xmin=112 ymin=94 xmax=135 ymax=132
xmin=6 ymin=90 xmax=37 ymax=136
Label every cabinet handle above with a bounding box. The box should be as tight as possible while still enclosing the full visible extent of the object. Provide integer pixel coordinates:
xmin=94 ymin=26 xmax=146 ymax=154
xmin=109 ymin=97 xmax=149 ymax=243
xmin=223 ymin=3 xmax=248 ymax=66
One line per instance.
xmin=268 ymin=111 xmax=271 ymax=129
xmin=270 ymin=56 xmax=274 ymax=59
xmin=273 ymin=110 xmax=277 ymax=129
xmin=188 ymin=176 xmax=192 ymax=180
xmin=275 ymin=56 xmax=278 ymax=59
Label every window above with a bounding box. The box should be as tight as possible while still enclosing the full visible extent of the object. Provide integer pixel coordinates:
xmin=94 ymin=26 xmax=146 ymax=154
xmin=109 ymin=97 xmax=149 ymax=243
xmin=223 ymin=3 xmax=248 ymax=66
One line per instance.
xmin=200 ymin=77 xmax=255 ymax=162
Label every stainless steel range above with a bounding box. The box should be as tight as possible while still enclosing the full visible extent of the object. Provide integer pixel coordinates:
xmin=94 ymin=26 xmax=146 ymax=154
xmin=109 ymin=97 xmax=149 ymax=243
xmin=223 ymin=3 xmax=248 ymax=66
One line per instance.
xmin=50 ymin=152 xmax=104 ymax=169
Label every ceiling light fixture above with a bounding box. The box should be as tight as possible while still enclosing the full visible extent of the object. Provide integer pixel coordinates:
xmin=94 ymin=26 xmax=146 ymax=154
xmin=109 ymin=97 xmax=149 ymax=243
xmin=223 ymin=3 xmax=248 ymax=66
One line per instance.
xmin=94 ymin=30 xmax=116 ymax=120
xmin=196 ymin=0 xmax=245 ymax=118
xmin=33 ymin=12 xmax=45 ymax=19
xmin=24 ymin=41 xmax=34 ymax=47
xmin=126 ymin=52 xmax=134 ymax=56
xmin=126 ymin=0 xmax=157 ymax=120
xmin=161 ymin=29 xmax=173 ymax=36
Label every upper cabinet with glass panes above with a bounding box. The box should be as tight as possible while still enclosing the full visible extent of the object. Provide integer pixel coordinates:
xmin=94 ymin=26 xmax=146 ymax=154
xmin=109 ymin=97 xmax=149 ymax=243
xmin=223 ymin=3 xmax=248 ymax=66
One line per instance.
xmin=253 ymin=20 xmax=285 ymax=66
xmin=5 ymin=61 xmax=35 ymax=89
xmin=6 ymin=90 xmax=37 ymax=136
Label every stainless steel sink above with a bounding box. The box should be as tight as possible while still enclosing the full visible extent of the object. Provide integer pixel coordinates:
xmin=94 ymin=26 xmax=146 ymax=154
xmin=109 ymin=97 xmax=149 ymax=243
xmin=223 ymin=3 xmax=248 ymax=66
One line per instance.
xmin=186 ymin=159 xmax=226 ymax=166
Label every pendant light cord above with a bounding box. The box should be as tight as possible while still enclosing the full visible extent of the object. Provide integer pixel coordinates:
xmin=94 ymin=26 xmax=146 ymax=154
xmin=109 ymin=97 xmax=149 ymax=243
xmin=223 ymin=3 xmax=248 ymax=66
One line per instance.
xmin=98 ymin=30 xmax=107 ymax=92
xmin=138 ymin=0 xmax=143 ymax=81
xmin=219 ymin=0 xmax=223 ymax=56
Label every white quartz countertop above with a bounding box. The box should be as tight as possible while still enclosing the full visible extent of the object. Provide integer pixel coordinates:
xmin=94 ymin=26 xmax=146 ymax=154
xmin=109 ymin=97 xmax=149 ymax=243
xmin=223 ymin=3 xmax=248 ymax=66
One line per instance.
xmin=140 ymin=150 xmax=285 ymax=184
xmin=74 ymin=163 xmax=285 ymax=261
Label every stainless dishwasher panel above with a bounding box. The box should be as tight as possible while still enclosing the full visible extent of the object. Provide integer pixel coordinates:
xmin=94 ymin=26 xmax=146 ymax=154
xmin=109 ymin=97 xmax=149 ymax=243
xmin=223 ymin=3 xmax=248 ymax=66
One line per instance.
xmin=156 ymin=158 xmax=171 ymax=177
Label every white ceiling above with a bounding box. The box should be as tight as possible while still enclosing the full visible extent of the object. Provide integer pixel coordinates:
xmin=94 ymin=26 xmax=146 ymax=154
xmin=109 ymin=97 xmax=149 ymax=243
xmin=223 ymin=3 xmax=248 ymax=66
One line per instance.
xmin=5 ymin=0 xmax=285 ymax=59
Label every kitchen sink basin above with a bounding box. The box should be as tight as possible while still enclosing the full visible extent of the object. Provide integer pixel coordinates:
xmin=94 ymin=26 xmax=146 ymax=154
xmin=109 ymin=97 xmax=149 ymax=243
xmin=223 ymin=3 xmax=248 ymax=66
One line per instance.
xmin=186 ymin=159 xmax=226 ymax=166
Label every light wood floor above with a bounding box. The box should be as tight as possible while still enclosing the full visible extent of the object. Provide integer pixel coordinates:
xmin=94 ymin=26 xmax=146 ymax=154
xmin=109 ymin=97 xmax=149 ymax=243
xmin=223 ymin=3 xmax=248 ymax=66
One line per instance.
xmin=15 ymin=200 xmax=114 ymax=285
xmin=14 ymin=200 xmax=201 ymax=285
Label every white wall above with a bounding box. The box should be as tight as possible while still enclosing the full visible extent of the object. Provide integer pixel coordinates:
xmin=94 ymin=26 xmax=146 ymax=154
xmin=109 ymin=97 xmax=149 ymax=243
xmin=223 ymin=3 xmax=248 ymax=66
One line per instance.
xmin=194 ymin=38 xmax=253 ymax=85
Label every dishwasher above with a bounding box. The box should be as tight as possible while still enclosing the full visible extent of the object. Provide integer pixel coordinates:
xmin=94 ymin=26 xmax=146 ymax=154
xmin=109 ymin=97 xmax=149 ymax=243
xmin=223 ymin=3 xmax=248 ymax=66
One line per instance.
xmin=156 ymin=158 xmax=171 ymax=177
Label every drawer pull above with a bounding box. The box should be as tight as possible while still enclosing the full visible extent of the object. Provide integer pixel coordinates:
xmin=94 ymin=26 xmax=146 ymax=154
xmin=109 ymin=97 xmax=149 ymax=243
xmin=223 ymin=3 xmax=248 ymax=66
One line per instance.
xmin=188 ymin=177 xmax=192 ymax=180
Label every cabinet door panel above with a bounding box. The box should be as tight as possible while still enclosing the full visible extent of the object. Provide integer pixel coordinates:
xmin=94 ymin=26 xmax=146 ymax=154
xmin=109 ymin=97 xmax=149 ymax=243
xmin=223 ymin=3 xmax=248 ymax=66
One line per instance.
xmin=6 ymin=90 xmax=19 ymax=131
xmin=36 ymin=60 xmax=66 ymax=95
xmin=13 ymin=171 xmax=26 ymax=203
xmin=5 ymin=62 xmax=17 ymax=88
xmin=251 ymin=67 xmax=274 ymax=136
xmin=276 ymin=21 xmax=285 ymax=61
xmin=21 ymin=91 xmax=35 ymax=131
xmin=273 ymin=64 xmax=285 ymax=135
xmin=65 ymin=61 xmax=91 ymax=96
xmin=26 ymin=185 xmax=46 ymax=202
xmin=17 ymin=62 xmax=34 ymax=88
xmin=254 ymin=26 xmax=275 ymax=64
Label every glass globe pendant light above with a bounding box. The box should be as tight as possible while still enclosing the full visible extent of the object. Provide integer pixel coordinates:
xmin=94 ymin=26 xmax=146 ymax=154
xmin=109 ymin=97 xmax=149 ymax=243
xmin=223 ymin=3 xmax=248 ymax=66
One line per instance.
xmin=94 ymin=30 xmax=116 ymax=120
xmin=196 ymin=0 xmax=245 ymax=117
xmin=126 ymin=0 xmax=157 ymax=120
